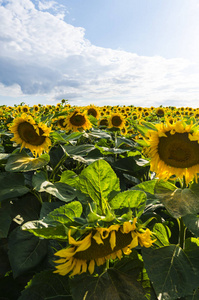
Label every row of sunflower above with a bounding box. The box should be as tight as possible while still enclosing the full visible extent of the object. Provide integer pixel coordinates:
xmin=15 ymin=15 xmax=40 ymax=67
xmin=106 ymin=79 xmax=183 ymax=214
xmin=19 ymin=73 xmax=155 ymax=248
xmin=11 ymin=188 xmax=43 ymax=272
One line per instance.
xmin=0 ymin=102 xmax=199 ymax=299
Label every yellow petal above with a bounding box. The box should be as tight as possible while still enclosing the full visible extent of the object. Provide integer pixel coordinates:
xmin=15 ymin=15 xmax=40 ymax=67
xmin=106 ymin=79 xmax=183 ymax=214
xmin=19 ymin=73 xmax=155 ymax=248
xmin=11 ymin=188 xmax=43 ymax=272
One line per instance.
xmin=75 ymin=233 xmax=92 ymax=253
xmin=109 ymin=230 xmax=116 ymax=250
xmin=88 ymin=260 xmax=95 ymax=274
xmin=93 ymin=231 xmax=104 ymax=244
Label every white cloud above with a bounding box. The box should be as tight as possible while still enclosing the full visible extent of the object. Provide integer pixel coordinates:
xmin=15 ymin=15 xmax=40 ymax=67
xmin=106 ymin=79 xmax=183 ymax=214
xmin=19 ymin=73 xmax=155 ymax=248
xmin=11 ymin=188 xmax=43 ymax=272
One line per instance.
xmin=1 ymin=0 xmax=199 ymax=107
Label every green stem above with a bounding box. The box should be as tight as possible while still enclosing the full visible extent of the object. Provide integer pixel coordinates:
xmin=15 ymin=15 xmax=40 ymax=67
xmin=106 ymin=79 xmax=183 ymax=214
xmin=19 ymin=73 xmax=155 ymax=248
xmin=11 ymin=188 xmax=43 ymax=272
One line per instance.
xmin=49 ymin=154 xmax=68 ymax=182
xmin=177 ymin=217 xmax=186 ymax=249
xmin=104 ymin=259 xmax=109 ymax=272
xmin=31 ymin=190 xmax=43 ymax=204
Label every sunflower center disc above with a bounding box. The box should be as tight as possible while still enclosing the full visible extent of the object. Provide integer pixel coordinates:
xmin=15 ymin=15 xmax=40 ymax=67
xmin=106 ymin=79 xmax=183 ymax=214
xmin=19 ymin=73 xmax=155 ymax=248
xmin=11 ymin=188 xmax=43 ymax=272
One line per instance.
xmin=74 ymin=231 xmax=132 ymax=260
xmin=158 ymin=132 xmax=199 ymax=168
xmin=87 ymin=108 xmax=97 ymax=118
xmin=18 ymin=122 xmax=45 ymax=146
xmin=70 ymin=114 xmax=86 ymax=126
xmin=112 ymin=116 xmax=122 ymax=127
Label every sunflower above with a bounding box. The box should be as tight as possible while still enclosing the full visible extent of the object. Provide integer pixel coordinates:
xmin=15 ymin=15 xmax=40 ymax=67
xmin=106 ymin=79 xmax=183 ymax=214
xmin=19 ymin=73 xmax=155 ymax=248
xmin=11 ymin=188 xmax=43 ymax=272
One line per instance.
xmin=21 ymin=105 xmax=30 ymax=113
xmin=98 ymin=118 xmax=109 ymax=128
xmin=86 ymin=105 xmax=100 ymax=119
xmin=54 ymin=218 xmax=154 ymax=277
xmin=146 ymin=120 xmax=199 ymax=184
xmin=155 ymin=107 xmax=165 ymax=117
xmin=56 ymin=116 xmax=68 ymax=130
xmin=64 ymin=110 xmax=92 ymax=132
xmin=108 ymin=113 xmax=125 ymax=129
xmin=9 ymin=114 xmax=51 ymax=157
xmin=33 ymin=105 xmax=40 ymax=113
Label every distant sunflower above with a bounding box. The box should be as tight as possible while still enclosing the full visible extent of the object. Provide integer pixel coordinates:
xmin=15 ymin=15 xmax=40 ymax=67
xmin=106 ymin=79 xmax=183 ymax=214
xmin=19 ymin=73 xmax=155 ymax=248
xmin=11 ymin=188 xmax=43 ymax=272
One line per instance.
xmin=21 ymin=105 xmax=30 ymax=113
xmin=155 ymin=107 xmax=165 ymax=117
xmin=98 ymin=118 xmax=109 ymax=128
xmin=56 ymin=116 xmax=68 ymax=130
xmin=54 ymin=218 xmax=154 ymax=276
xmin=65 ymin=110 xmax=92 ymax=132
xmin=108 ymin=113 xmax=125 ymax=129
xmin=33 ymin=105 xmax=39 ymax=113
xmin=86 ymin=105 xmax=100 ymax=119
xmin=146 ymin=120 xmax=199 ymax=184
xmin=9 ymin=114 xmax=51 ymax=157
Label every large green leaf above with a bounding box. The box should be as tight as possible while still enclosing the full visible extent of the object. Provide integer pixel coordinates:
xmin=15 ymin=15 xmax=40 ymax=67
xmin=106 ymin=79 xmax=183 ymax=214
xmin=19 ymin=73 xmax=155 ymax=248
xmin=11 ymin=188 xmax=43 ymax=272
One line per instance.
xmin=132 ymin=179 xmax=158 ymax=196
xmin=154 ymin=180 xmax=199 ymax=218
xmin=183 ymin=214 xmax=199 ymax=237
xmin=0 ymin=199 xmax=12 ymax=238
xmin=8 ymin=227 xmax=48 ymax=278
xmin=0 ymin=172 xmax=29 ymax=201
xmin=5 ymin=153 xmax=50 ymax=172
xmin=18 ymin=270 xmax=72 ymax=300
xmin=70 ymin=250 xmax=155 ymax=300
xmin=70 ymin=268 xmax=149 ymax=300
xmin=62 ymin=144 xmax=95 ymax=156
xmin=59 ymin=170 xmax=80 ymax=189
xmin=11 ymin=194 xmax=41 ymax=225
xmin=142 ymin=244 xmax=199 ymax=299
xmin=112 ymin=157 xmax=149 ymax=175
xmin=32 ymin=171 xmax=77 ymax=202
xmin=22 ymin=201 xmax=82 ymax=240
xmin=109 ymin=190 xmax=146 ymax=217
xmin=79 ymin=160 xmax=120 ymax=212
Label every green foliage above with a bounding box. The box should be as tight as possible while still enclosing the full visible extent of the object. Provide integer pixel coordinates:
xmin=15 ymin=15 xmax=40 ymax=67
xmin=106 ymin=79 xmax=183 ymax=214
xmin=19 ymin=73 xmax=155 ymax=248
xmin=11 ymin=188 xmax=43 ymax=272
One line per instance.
xmin=1 ymin=112 xmax=199 ymax=299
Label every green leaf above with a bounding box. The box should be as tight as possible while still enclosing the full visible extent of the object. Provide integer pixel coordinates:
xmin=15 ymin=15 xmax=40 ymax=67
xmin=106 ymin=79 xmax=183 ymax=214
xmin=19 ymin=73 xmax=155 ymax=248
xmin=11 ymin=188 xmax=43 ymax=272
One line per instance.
xmin=141 ymin=121 xmax=158 ymax=132
xmin=0 ymin=172 xmax=29 ymax=201
xmin=18 ymin=270 xmax=72 ymax=300
xmin=142 ymin=244 xmax=199 ymax=299
xmin=152 ymin=223 xmax=170 ymax=247
xmin=59 ymin=170 xmax=80 ymax=188
xmin=112 ymin=157 xmax=149 ymax=175
xmin=88 ymin=128 xmax=111 ymax=139
xmin=79 ymin=160 xmax=120 ymax=212
xmin=5 ymin=153 xmax=50 ymax=172
xmin=8 ymin=227 xmax=47 ymax=278
xmin=109 ymin=190 xmax=146 ymax=217
xmin=0 ymin=200 xmax=12 ymax=238
xmin=62 ymin=144 xmax=95 ymax=156
xmin=22 ymin=201 xmax=82 ymax=240
xmin=32 ymin=171 xmax=77 ymax=202
xmin=183 ymin=214 xmax=199 ymax=237
xmin=133 ymin=179 xmax=158 ymax=195
xmin=184 ymin=237 xmax=199 ymax=275
xmin=70 ymin=263 xmax=154 ymax=300
xmin=155 ymin=181 xmax=199 ymax=218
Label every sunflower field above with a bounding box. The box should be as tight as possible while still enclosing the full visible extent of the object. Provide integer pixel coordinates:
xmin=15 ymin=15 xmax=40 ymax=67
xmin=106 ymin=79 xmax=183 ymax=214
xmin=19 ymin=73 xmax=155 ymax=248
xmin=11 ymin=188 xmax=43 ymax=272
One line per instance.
xmin=1 ymin=101 xmax=199 ymax=300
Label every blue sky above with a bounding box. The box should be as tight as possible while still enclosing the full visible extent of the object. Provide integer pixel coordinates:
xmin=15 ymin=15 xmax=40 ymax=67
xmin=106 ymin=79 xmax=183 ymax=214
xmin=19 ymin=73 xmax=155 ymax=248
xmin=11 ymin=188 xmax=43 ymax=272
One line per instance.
xmin=1 ymin=0 xmax=199 ymax=107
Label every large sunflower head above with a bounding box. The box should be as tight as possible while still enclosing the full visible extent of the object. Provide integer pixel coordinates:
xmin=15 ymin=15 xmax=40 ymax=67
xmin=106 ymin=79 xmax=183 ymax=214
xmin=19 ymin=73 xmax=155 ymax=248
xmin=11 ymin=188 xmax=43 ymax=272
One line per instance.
xmin=54 ymin=218 xmax=154 ymax=277
xmin=146 ymin=120 xmax=199 ymax=184
xmin=108 ymin=113 xmax=125 ymax=129
xmin=9 ymin=114 xmax=51 ymax=157
xmin=64 ymin=110 xmax=92 ymax=132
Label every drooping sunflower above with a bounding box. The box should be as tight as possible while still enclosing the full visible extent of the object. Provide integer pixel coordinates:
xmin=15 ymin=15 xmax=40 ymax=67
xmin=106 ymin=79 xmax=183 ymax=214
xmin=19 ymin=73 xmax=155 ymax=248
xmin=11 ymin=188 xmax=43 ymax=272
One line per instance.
xmin=64 ymin=110 xmax=92 ymax=132
xmin=9 ymin=114 xmax=51 ymax=157
xmin=146 ymin=120 xmax=199 ymax=184
xmin=54 ymin=218 xmax=154 ymax=277
xmin=108 ymin=113 xmax=125 ymax=129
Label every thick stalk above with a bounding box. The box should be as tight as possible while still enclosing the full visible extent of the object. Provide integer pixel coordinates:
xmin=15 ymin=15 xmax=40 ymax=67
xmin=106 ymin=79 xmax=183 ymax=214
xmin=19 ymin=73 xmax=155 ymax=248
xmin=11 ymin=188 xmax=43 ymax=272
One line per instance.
xmin=177 ymin=217 xmax=186 ymax=249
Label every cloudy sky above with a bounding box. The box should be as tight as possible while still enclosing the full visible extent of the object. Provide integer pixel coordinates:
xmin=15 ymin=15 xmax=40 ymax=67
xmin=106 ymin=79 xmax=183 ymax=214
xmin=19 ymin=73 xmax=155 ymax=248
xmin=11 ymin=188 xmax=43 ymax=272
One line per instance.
xmin=1 ymin=0 xmax=199 ymax=108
